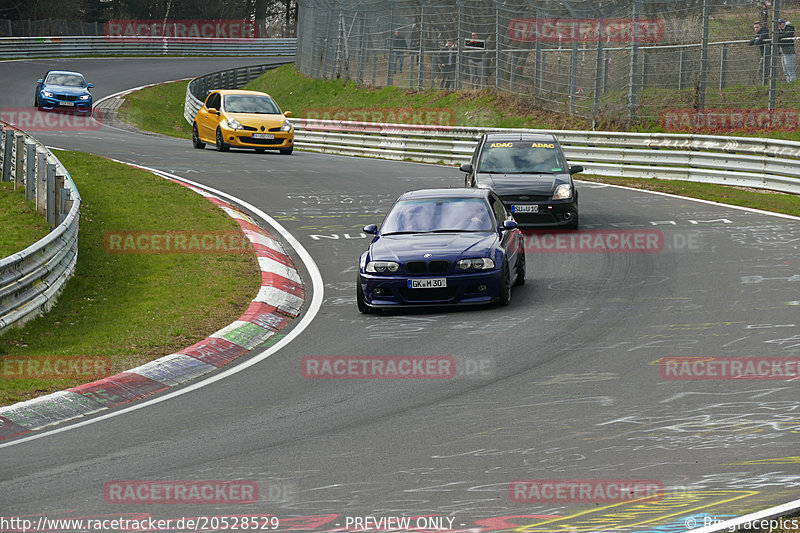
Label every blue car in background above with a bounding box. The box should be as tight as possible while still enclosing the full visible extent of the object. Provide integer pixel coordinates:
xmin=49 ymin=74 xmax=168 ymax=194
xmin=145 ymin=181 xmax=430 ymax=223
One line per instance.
xmin=34 ymin=70 xmax=93 ymax=113
xmin=357 ymin=188 xmax=525 ymax=313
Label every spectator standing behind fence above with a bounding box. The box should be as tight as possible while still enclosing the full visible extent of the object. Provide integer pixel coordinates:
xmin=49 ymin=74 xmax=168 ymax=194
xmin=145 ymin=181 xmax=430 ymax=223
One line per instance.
xmin=465 ymin=32 xmax=486 ymax=89
xmin=391 ymin=30 xmax=407 ymax=75
xmin=776 ymin=18 xmax=797 ymax=82
xmin=439 ymin=39 xmax=456 ymax=89
xmin=750 ymin=20 xmax=770 ymax=84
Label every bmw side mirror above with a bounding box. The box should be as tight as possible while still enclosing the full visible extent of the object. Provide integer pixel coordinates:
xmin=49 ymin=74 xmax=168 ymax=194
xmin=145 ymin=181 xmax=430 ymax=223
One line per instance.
xmin=87 ymin=83 xmax=94 ymax=88
xmin=460 ymin=163 xmax=473 ymax=173
xmin=37 ymin=79 xmax=43 ymax=84
xmin=363 ymin=224 xmax=378 ymax=235
xmin=569 ymin=165 xmax=584 ymax=174
xmin=500 ymin=220 xmax=518 ymax=232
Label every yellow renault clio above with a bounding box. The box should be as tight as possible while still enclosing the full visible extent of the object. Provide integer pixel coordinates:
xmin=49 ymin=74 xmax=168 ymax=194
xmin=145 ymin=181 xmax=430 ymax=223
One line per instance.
xmin=192 ymin=89 xmax=294 ymax=154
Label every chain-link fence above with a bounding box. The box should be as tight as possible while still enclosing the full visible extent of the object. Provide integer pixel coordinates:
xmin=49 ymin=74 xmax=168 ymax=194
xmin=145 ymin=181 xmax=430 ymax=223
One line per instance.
xmin=295 ymin=0 xmax=800 ymax=125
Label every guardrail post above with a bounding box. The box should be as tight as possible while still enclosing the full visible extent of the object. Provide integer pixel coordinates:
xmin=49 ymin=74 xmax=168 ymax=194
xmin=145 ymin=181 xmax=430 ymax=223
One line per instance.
xmin=25 ymin=141 xmax=36 ymax=201
xmin=46 ymin=162 xmax=56 ymax=226
xmin=36 ymin=149 xmax=47 ymax=214
xmin=719 ymin=43 xmax=727 ymax=90
xmin=1 ymin=128 xmax=12 ymax=182
xmin=678 ymin=49 xmax=685 ymax=90
xmin=14 ymin=132 xmax=25 ymax=190
xmin=60 ymin=188 xmax=72 ymax=225
xmin=54 ymin=174 xmax=65 ymax=226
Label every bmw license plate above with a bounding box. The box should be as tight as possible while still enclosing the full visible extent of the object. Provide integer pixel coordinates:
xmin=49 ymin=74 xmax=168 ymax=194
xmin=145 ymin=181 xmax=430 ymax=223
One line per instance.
xmin=408 ymin=278 xmax=447 ymax=289
xmin=512 ymin=204 xmax=538 ymax=213
xmin=253 ymin=133 xmax=274 ymax=139
xmin=59 ymin=101 xmax=75 ymax=107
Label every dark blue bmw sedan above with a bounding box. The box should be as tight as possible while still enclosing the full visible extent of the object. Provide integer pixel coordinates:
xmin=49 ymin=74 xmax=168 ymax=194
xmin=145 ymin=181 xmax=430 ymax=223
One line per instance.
xmin=357 ymin=188 xmax=525 ymax=313
xmin=34 ymin=70 xmax=94 ymax=113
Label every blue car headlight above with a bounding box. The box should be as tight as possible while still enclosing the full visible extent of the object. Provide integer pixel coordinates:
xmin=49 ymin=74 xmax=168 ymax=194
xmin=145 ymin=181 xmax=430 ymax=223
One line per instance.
xmin=42 ymin=91 xmax=54 ymax=98
xmin=79 ymin=94 xmax=91 ymax=101
xmin=456 ymin=258 xmax=495 ymax=270
xmin=366 ymin=261 xmax=400 ymax=273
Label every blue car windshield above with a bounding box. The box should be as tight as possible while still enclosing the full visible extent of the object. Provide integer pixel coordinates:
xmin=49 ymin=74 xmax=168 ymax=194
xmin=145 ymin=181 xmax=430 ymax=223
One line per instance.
xmin=381 ymin=198 xmax=494 ymax=234
xmin=479 ymin=140 xmax=565 ymax=174
xmin=45 ymin=74 xmax=86 ymax=87
xmin=223 ymin=94 xmax=281 ymax=114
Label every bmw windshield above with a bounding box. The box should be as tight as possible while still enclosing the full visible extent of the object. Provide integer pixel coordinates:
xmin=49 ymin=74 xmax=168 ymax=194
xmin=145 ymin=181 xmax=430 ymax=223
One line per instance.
xmin=45 ymin=73 xmax=86 ymax=87
xmin=381 ymin=198 xmax=494 ymax=234
xmin=478 ymin=140 xmax=567 ymax=174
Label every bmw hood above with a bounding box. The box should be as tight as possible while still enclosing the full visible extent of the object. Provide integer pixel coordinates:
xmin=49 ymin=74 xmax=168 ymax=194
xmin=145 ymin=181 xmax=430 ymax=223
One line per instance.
xmin=478 ymin=173 xmax=568 ymax=196
xmin=370 ymin=233 xmax=498 ymax=263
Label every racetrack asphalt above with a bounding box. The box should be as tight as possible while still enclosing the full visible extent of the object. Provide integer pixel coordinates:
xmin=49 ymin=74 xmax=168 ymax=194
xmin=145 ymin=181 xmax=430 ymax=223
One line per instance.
xmin=0 ymin=57 xmax=799 ymax=532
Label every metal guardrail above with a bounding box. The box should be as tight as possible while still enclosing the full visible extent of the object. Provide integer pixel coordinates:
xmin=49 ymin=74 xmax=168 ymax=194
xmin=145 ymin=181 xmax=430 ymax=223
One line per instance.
xmin=183 ymin=61 xmax=294 ymax=123
xmin=0 ymin=122 xmax=81 ymax=334
xmin=0 ymin=36 xmax=296 ymax=58
xmin=182 ymin=66 xmax=800 ymax=195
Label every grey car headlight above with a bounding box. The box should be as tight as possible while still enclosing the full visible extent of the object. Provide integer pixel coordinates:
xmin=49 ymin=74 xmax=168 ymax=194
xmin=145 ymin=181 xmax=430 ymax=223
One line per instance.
xmin=366 ymin=261 xmax=400 ymax=273
xmin=456 ymin=258 xmax=495 ymax=270
xmin=553 ymin=184 xmax=572 ymax=200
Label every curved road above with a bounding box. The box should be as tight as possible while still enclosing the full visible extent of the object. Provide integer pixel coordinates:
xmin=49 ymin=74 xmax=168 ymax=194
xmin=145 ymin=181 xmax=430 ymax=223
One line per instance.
xmin=0 ymin=57 xmax=799 ymax=532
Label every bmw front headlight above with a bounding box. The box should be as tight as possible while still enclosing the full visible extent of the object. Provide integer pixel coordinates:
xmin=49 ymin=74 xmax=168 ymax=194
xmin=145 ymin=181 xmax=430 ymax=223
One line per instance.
xmin=79 ymin=94 xmax=91 ymax=101
xmin=553 ymin=184 xmax=572 ymax=200
xmin=456 ymin=258 xmax=495 ymax=270
xmin=366 ymin=261 xmax=400 ymax=273
xmin=42 ymin=91 xmax=54 ymax=98
xmin=225 ymin=118 xmax=244 ymax=130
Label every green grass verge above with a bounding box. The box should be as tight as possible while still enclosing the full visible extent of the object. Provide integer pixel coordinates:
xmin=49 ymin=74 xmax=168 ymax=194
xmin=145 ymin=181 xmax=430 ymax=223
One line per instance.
xmin=243 ymin=65 xmax=593 ymax=130
xmin=0 ymin=151 xmax=260 ymax=406
xmin=117 ymin=80 xmax=193 ymax=139
xmin=0 ymin=182 xmax=50 ymax=259
xmin=117 ymin=63 xmax=799 ymax=218
xmin=579 ymin=174 xmax=800 ymax=217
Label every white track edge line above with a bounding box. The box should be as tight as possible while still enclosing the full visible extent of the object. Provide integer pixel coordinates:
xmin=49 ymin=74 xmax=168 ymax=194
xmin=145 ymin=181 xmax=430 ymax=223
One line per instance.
xmin=575 ymin=178 xmax=800 ymax=221
xmin=0 ymin=165 xmax=324 ymax=449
